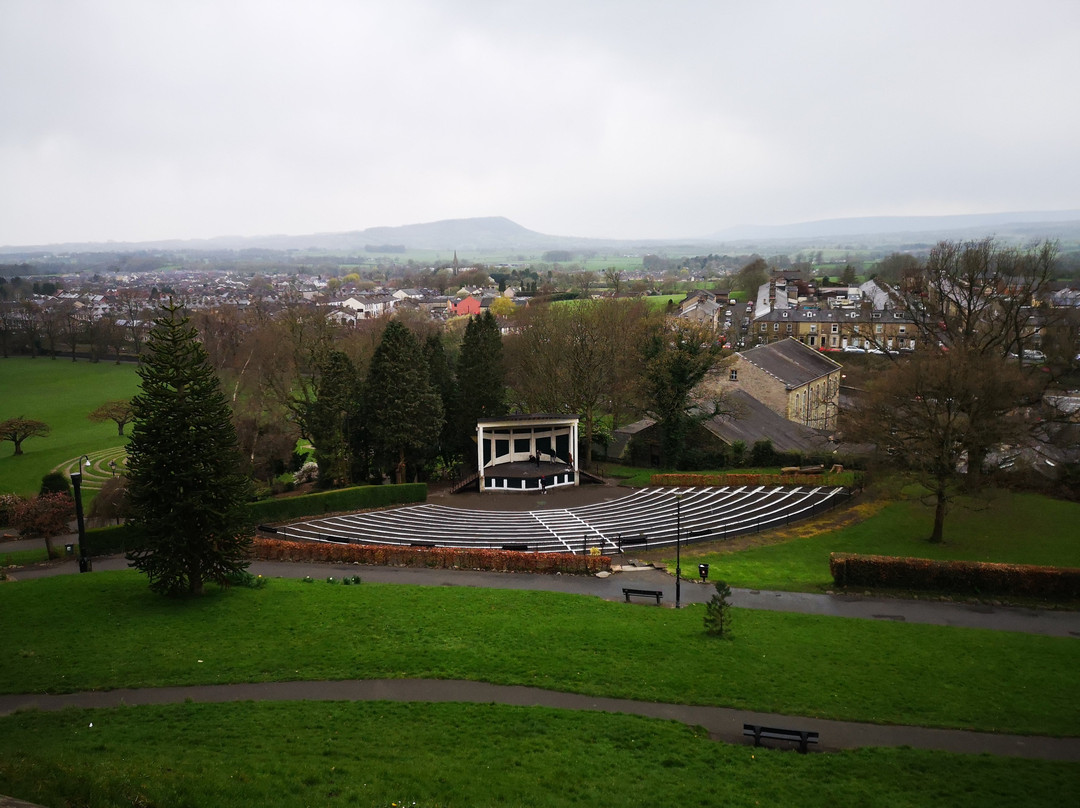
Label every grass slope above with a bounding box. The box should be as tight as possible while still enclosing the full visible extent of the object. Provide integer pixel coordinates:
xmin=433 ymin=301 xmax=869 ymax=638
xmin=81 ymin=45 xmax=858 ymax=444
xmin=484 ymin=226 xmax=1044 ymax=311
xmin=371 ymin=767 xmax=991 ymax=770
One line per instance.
xmin=0 ymin=357 xmax=140 ymax=496
xmin=2 ymin=572 xmax=1077 ymax=735
xmin=675 ymin=492 xmax=1080 ymax=592
xmin=1 ymin=702 xmax=1075 ymax=808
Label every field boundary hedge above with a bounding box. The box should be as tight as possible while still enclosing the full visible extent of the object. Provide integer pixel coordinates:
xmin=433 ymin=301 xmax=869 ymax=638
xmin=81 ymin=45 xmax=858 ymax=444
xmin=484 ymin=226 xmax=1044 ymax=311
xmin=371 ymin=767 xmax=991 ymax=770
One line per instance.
xmin=829 ymin=552 xmax=1080 ymax=599
xmin=81 ymin=484 xmax=427 ymax=557
xmin=251 ymin=537 xmax=609 ymax=575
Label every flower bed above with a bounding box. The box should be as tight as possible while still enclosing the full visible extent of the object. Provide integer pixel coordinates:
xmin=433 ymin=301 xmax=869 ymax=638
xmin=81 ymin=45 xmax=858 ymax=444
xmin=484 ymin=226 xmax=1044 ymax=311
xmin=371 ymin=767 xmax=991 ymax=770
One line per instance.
xmin=251 ymin=537 xmax=610 ymax=575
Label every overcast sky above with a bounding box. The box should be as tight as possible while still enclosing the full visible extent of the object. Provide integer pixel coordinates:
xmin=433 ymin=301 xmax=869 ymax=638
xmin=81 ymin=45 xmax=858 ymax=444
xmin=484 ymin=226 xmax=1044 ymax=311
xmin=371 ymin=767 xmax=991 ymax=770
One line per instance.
xmin=1 ymin=0 xmax=1078 ymax=246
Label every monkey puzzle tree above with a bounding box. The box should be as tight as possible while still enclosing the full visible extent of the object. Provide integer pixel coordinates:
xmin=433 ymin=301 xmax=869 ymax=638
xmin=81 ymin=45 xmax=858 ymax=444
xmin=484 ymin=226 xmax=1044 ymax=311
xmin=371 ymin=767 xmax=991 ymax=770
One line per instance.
xmin=125 ymin=303 xmax=252 ymax=595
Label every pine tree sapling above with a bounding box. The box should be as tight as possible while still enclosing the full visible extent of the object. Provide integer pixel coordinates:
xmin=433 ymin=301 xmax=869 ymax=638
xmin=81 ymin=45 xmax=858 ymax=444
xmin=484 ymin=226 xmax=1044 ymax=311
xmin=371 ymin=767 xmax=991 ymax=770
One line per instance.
xmin=125 ymin=303 xmax=253 ymax=595
xmin=704 ymin=580 xmax=733 ymax=637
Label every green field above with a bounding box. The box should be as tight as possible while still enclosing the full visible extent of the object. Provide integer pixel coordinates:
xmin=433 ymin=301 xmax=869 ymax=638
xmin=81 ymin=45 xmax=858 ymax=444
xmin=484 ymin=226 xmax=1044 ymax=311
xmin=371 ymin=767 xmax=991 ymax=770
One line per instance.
xmin=0 ymin=357 xmax=140 ymax=496
xmin=3 ymin=572 xmax=1076 ymax=735
xmin=672 ymin=492 xmax=1080 ymax=592
xmin=1 ymin=702 xmax=1074 ymax=808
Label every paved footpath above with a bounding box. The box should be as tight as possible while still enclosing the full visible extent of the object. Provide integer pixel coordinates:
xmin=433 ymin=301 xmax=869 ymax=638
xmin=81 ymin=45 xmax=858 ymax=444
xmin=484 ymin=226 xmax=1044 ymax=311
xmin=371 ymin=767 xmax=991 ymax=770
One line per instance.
xmin=11 ymin=552 xmax=1080 ymax=638
xmin=2 ymin=678 xmax=1078 ymax=761
xmin=5 ymin=532 xmax=1079 ymax=762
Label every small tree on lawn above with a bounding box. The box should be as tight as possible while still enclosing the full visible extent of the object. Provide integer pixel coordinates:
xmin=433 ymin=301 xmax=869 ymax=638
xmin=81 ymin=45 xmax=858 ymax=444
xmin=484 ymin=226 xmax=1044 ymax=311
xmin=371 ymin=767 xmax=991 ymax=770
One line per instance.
xmin=125 ymin=302 xmax=252 ymax=596
xmin=14 ymin=492 xmax=74 ymax=559
xmin=0 ymin=417 xmax=50 ymax=456
xmin=703 ymin=580 xmax=733 ymax=637
xmin=88 ymin=399 xmax=134 ymax=436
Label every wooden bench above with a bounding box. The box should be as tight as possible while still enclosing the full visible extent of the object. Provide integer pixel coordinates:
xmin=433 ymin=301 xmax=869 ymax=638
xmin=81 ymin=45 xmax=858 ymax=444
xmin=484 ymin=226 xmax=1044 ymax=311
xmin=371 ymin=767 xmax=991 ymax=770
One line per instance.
xmin=622 ymin=587 xmax=663 ymax=605
xmin=743 ymin=723 xmax=819 ymax=754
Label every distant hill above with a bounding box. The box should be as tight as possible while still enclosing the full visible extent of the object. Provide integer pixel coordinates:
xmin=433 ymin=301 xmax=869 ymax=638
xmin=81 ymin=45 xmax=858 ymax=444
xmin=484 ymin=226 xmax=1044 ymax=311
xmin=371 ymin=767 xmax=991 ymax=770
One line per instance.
xmin=3 ymin=211 xmax=1079 ymax=257
xmin=0 ymin=217 xmax=611 ymax=255
xmin=709 ymin=210 xmax=1080 ymax=242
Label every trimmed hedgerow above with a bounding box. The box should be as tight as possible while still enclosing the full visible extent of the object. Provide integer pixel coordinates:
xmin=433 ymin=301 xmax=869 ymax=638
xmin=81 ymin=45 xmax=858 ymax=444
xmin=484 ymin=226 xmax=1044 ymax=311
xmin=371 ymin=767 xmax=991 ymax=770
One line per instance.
xmin=82 ymin=484 xmax=427 ymax=557
xmin=829 ymin=552 xmax=1080 ymax=599
xmin=245 ymin=483 xmax=426 ymax=524
xmin=251 ymin=537 xmax=610 ymax=575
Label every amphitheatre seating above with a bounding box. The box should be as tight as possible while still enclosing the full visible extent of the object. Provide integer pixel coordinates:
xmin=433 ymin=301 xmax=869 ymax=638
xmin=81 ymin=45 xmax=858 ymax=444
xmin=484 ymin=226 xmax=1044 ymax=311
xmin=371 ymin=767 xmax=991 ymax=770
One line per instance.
xmin=274 ymin=485 xmax=847 ymax=555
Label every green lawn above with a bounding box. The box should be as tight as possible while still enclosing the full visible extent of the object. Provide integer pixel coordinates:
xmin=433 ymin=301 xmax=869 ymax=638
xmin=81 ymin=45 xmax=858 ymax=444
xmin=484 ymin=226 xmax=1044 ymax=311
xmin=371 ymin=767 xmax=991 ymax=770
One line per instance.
xmin=1 ymin=702 xmax=1074 ymax=808
xmin=0 ymin=357 xmax=140 ymax=496
xmin=674 ymin=492 xmax=1080 ymax=592
xmin=2 ymin=572 xmax=1077 ymax=735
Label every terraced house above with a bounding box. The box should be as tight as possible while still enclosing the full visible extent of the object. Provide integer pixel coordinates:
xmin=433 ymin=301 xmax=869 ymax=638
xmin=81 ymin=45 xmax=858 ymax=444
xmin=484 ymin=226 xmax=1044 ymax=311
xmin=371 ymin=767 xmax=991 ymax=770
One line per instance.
xmin=752 ymin=307 xmax=917 ymax=352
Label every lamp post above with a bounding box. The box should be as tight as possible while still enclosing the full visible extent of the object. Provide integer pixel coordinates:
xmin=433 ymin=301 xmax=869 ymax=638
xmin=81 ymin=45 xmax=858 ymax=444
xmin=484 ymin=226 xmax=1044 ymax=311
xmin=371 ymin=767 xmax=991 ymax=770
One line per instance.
xmin=675 ymin=492 xmax=684 ymax=609
xmin=71 ymin=455 xmax=92 ymax=573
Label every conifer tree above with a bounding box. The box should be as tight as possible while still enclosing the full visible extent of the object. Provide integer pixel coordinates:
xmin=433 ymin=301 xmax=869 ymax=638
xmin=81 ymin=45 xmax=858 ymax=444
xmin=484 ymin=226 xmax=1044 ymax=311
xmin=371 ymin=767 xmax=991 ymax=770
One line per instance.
xmin=454 ymin=311 xmax=507 ymax=462
xmin=365 ymin=321 xmax=443 ymax=483
xmin=125 ymin=303 xmax=252 ymax=595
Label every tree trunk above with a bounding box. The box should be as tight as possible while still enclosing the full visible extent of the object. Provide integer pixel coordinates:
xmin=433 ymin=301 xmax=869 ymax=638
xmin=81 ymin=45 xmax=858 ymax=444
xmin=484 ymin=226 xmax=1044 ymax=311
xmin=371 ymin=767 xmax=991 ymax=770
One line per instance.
xmin=929 ymin=487 xmax=946 ymax=543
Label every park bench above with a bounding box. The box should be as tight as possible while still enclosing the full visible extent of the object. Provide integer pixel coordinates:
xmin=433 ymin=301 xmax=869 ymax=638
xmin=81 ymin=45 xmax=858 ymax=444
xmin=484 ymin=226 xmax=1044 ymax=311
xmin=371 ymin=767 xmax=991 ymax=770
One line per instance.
xmin=622 ymin=587 xmax=663 ymax=605
xmin=742 ymin=723 xmax=819 ymax=754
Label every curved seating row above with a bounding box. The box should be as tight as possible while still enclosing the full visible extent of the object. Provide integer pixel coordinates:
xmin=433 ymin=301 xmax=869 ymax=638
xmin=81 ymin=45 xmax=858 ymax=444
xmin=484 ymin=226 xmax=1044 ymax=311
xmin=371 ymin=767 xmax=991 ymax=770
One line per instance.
xmin=272 ymin=485 xmax=848 ymax=555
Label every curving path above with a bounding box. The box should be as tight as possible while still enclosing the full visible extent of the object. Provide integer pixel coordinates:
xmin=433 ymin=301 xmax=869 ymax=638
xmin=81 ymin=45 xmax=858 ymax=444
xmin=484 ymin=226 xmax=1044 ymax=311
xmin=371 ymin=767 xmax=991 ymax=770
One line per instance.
xmin=53 ymin=449 xmax=127 ymax=492
xmin=1 ymin=679 xmax=1077 ymax=761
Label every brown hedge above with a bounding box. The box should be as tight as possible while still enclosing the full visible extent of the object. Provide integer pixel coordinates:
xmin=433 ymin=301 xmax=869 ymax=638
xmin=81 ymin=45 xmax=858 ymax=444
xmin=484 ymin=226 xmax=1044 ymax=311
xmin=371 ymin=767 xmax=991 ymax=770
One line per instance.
xmin=251 ymin=537 xmax=610 ymax=575
xmin=829 ymin=552 xmax=1080 ymax=599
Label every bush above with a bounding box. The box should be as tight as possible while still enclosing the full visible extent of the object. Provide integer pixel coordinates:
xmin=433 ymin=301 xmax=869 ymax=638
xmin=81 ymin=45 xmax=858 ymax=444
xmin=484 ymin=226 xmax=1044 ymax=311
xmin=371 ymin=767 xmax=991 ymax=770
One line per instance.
xmin=39 ymin=472 xmax=71 ymax=497
xmin=703 ymin=580 xmax=733 ymax=637
xmin=829 ymin=553 xmax=1080 ymax=600
xmin=0 ymin=494 xmax=24 ymax=527
xmin=251 ymin=538 xmax=610 ymax=575
xmin=83 ymin=524 xmax=141 ymax=556
xmin=293 ymin=461 xmax=319 ymax=485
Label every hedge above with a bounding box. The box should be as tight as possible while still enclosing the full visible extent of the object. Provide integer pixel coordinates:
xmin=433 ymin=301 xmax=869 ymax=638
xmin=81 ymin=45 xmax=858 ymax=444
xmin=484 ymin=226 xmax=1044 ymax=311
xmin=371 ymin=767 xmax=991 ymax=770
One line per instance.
xmin=82 ymin=484 xmax=427 ymax=557
xmin=251 ymin=537 xmax=610 ymax=575
xmin=83 ymin=524 xmax=140 ymax=556
xmin=829 ymin=553 xmax=1080 ymax=599
xmin=652 ymin=472 xmax=858 ymax=488
xmin=246 ymin=483 xmax=426 ymax=523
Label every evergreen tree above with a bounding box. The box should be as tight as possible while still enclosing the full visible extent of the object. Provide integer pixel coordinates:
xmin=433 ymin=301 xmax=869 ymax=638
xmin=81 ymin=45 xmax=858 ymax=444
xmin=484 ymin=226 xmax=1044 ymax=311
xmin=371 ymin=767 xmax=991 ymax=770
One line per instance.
xmin=365 ymin=321 xmax=444 ymax=483
xmin=423 ymin=332 xmax=459 ymax=467
xmin=303 ymin=350 xmax=361 ymax=487
xmin=125 ymin=303 xmax=252 ymax=595
xmin=455 ymin=311 xmax=506 ymax=463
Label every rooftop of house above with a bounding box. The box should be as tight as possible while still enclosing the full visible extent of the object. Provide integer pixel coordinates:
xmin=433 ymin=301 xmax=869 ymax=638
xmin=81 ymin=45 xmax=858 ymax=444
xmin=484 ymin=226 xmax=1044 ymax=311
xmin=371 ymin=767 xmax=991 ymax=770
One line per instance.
xmin=739 ymin=337 xmax=842 ymax=387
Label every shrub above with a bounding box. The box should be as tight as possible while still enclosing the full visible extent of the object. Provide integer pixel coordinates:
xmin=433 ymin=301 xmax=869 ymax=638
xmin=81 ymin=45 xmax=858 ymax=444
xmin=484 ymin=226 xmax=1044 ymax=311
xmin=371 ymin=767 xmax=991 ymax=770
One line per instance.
xmin=703 ymin=580 xmax=733 ymax=637
xmin=39 ymin=472 xmax=71 ymax=497
xmin=0 ymin=494 xmax=24 ymax=527
xmin=293 ymin=462 xmax=319 ymax=485
xmin=829 ymin=553 xmax=1080 ymax=600
xmin=83 ymin=524 xmax=141 ymax=556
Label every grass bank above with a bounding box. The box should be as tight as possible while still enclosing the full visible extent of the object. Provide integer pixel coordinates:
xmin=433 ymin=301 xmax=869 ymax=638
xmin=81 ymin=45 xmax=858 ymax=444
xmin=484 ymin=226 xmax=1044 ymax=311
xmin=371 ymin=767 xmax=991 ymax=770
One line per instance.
xmin=0 ymin=357 xmax=140 ymax=496
xmin=672 ymin=491 xmax=1080 ymax=592
xmin=2 ymin=572 xmax=1076 ymax=735
xmin=1 ymin=702 xmax=1075 ymax=808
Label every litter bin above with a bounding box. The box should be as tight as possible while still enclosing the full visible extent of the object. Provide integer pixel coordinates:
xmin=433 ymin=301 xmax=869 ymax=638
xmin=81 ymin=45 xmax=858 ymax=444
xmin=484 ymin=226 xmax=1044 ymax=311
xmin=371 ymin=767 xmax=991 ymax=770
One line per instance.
xmin=65 ymin=543 xmax=75 ymax=555
xmin=698 ymin=563 xmax=709 ymax=581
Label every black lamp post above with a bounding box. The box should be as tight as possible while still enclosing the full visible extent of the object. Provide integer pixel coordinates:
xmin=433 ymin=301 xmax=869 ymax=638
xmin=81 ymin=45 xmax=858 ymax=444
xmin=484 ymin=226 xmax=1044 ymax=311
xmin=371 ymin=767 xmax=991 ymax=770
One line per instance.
xmin=675 ymin=492 xmax=683 ymax=609
xmin=71 ymin=455 xmax=92 ymax=573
